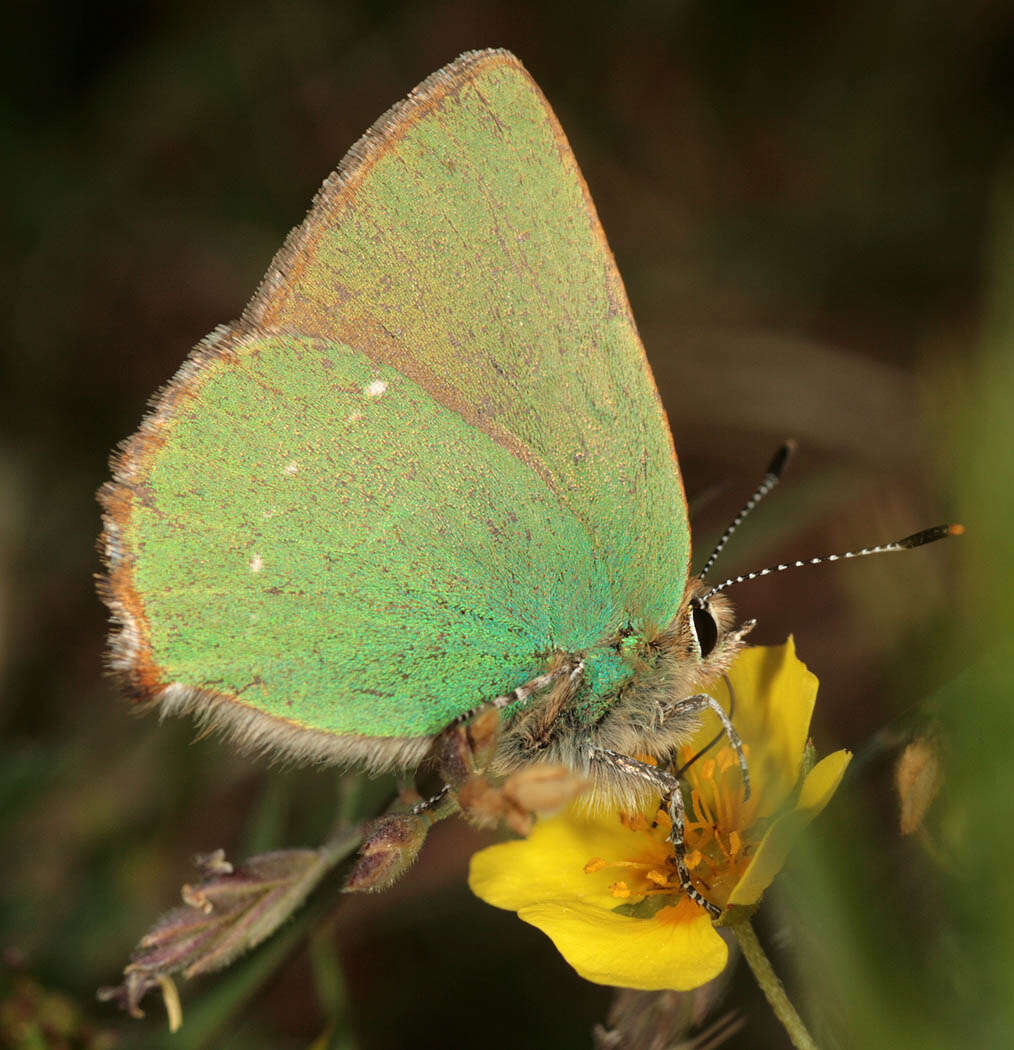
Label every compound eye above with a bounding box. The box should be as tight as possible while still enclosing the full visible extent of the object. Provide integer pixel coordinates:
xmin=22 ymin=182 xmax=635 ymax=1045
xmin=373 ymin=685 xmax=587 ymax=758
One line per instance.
xmin=692 ymin=604 xmax=719 ymax=659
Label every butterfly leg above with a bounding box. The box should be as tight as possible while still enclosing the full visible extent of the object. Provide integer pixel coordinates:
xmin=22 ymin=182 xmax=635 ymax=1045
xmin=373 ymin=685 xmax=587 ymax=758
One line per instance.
xmin=663 ymin=692 xmax=750 ymax=800
xmin=589 ymin=748 xmax=720 ymax=918
xmin=433 ymin=658 xmax=586 ymax=827
xmin=410 ymin=783 xmax=451 ymax=816
xmin=450 ymin=658 xmax=586 ymax=726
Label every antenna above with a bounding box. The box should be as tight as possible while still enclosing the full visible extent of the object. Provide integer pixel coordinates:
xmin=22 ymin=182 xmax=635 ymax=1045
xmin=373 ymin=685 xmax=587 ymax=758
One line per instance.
xmin=699 ymin=523 xmax=964 ymax=602
xmin=698 ymin=441 xmax=797 ymax=581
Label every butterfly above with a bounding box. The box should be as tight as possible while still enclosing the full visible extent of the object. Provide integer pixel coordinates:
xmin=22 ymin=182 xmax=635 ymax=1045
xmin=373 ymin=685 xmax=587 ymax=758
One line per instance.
xmin=98 ymin=48 xmax=956 ymax=915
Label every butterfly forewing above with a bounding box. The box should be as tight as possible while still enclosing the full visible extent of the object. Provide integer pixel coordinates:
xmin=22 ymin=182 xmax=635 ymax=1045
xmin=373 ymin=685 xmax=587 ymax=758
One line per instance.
xmin=101 ymin=49 xmax=690 ymax=765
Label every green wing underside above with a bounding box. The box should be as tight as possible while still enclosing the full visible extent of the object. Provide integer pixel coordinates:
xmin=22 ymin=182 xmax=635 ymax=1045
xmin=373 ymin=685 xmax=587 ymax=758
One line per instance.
xmin=121 ymin=51 xmax=689 ymax=742
xmin=134 ymin=335 xmax=624 ymax=734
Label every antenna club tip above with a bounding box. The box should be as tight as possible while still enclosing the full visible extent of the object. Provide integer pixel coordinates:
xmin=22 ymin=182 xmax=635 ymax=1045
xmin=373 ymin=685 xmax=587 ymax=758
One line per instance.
xmin=767 ymin=440 xmax=798 ymax=478
xmin=898 ymin=523 xmax=964 ymax=549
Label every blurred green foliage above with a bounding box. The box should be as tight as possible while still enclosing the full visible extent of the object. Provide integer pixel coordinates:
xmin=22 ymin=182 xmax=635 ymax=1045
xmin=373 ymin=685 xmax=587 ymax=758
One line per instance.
xmin=2 ymin=2 xmax=1011 ymax=1047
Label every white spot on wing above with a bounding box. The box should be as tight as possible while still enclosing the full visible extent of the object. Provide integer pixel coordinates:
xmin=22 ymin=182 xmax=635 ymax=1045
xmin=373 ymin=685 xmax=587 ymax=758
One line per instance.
xmin=250 ymin=554 xmax=264 ymax=572
xmin=365 ymin=379 xmax=388 ymax=398
xmin=283 ymin=461 xmax=299 ymax=476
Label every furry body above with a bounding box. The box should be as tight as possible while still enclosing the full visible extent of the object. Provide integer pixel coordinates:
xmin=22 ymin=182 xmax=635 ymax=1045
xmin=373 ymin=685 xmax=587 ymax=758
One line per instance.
xmin=490 ymin=584 xmax=748 ymax=809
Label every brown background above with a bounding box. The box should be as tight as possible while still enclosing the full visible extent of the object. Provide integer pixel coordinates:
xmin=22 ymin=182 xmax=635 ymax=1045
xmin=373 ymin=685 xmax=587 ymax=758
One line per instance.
xmin=3 ymin=2 xmax=1011 ymax=1048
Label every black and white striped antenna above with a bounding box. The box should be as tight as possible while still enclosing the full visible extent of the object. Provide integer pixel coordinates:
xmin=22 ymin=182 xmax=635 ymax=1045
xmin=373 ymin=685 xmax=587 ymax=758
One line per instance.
xmin=697 ymin=440 xmax=796 ymax=581
xmin=699 ymin=523 xmax=964 ymax=602
xmin=695 ymin=441 xmax=963 ymax=599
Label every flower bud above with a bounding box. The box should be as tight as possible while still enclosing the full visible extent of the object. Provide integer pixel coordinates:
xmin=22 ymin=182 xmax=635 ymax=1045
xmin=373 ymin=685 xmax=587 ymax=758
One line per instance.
xmin=343 ymin=812 xmax=431 ymax=893
xmin=896 ymin=734 xmax=942 ymax=835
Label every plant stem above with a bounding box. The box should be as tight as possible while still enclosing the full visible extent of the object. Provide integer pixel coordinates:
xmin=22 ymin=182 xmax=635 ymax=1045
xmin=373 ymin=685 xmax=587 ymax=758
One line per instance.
xmin=730 ymin=918 xmax=819 ymax=1050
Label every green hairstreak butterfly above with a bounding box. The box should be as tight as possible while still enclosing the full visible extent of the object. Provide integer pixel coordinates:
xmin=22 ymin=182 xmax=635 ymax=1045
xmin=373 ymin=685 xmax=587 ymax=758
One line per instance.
xmin=98 ymin=49 xmax=958 ymax=915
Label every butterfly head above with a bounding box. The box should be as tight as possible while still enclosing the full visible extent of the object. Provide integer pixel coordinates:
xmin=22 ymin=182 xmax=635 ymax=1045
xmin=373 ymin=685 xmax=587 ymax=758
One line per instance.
xmin=648 ymin=575 xmax=753 ymax=702
xmin=685 ymin=578 xmax=752 ymax=674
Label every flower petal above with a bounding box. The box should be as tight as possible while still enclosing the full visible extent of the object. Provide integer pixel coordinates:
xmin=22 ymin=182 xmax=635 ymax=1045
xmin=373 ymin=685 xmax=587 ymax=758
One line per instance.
xmin=468 ymin=810 xmax=668 ymax=912
xmin=689 ymin=638 xmax=818 ymax=814
xmin=727 ymin=748 xmax=851 ymax=907
xmin=516 ymin=899 xmax=728 ymax=991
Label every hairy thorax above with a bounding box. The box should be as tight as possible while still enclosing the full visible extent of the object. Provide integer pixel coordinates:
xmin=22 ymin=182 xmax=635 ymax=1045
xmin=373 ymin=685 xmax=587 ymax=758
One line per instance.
xmin=490 ymin=584 xmax=750 ymax=807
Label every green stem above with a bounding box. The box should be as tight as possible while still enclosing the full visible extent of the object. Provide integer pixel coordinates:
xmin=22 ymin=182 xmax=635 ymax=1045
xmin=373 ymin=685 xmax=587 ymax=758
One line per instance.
xmin=730 ymin=918 xmax=819 ymax=1050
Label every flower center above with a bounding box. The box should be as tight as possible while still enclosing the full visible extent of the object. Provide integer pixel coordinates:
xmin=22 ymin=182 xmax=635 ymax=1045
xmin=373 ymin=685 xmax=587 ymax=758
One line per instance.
xmin=681 ymin=743 xmax=762 ymax=907
xmin=584 ymin=744 xmax=762 ymax=913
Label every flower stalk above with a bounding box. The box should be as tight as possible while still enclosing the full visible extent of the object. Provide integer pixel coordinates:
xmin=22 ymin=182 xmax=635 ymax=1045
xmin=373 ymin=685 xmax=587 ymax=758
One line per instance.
xmin=729 ymin=917 xmax=819 ymax=1050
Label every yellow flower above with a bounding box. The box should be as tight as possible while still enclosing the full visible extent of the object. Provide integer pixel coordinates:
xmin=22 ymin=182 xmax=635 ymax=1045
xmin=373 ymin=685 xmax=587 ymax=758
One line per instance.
xmin=468 ymin=639 xmax=851 ymax=991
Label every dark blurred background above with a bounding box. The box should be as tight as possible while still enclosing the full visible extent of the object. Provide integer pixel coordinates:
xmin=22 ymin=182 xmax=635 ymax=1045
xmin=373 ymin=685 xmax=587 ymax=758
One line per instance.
xmin=3 ymin=2 xmax=1012 ymax=1048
